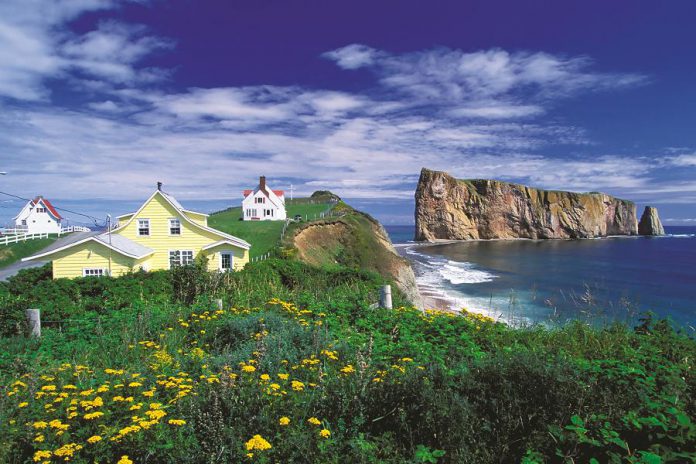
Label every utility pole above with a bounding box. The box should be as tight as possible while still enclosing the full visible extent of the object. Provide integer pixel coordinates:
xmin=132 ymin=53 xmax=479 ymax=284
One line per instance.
xmin=106 ymin=214 xmax=112 ymax=276
xmin=289 ymin=184 xmax=295 ymax=201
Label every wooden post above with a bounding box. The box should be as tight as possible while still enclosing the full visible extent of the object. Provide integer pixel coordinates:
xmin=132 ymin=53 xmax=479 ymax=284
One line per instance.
xmin=26 ymin=308 xmax=40 ymax=337
xmin=215 ymin=299 xmax=223 ymax=311
xmin=380 ymin=285 xmax=392 ymax=310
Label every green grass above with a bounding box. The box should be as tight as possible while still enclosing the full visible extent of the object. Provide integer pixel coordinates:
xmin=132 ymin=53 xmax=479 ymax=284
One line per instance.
xmin=0 ymin=236 xmax=58 ymax=269
xmin=208 ymin=199 xmax=333 ymax=257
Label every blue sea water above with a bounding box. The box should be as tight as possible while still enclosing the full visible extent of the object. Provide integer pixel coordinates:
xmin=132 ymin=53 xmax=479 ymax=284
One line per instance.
xmin=386 ymin=225 xmax=696 ymax=327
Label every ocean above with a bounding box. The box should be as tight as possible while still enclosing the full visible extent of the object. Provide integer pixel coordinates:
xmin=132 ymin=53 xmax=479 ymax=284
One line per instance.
xmin=385 ymin=225 xmax=696 ymax=328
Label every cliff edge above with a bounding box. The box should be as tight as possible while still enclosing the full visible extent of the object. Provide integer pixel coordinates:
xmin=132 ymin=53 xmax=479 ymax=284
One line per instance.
xmin=415 ymin=168 xmax=638 ymax=241
xmin=289 ymin=199 xmax=422 ymax=308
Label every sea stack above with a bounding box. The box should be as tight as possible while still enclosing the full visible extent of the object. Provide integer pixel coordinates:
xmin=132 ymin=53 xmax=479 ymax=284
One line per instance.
xmin=415 ymin=168 xmax=639 ymax=241
xmin=638 ymin=206 xmax=665 ymax=236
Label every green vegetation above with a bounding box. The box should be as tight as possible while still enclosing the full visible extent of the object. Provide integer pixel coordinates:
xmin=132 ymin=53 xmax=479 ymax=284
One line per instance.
xmin=0 ymin=199 xmax=694 ymax=463
xmin=208 ymin=198 xmax=333 ymax=258
xmin=0 ymin=236 xmax=58 ymax=269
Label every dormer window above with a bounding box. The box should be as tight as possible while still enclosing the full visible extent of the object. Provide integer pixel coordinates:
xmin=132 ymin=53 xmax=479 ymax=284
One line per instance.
xmin=169 ymin=218 xmax=181 ymax=235
xmin=138 ymin=219 xmax=150 ymax=236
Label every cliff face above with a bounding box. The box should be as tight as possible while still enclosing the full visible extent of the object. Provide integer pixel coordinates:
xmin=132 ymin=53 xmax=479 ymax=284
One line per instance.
xmin=638 ymin=206 xmax=665 ymax=236
xmin=415 ymin=168 xmax=638 ymax=241
xmin=291 ymin=206 xmax=422 ymax=308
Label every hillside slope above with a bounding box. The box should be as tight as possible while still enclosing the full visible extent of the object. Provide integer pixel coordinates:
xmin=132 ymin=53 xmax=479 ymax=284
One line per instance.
xmin=288 ymin=202 xmax=422 ymax=307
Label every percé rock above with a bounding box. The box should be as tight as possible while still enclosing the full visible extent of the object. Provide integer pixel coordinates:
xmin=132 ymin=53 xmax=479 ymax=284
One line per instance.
xmin=415 ymin=168 xmax=638 ymax=241
xmin=638 ymin=206 xmax=665 ymax=236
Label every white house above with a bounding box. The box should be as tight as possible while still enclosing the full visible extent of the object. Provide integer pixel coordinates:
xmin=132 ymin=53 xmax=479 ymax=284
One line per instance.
xmin=242 ymin=176 xmax=286 ymax=221
xmin=14 ymin=196 xmax=63 ymax=234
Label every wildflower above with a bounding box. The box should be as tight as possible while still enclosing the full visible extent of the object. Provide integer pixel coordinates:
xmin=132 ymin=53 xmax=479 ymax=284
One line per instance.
xmin=241 ymin=365 xmax=256 ymax=373
xmin=87 ymin=435 xmax=102 ymax=444
xmin=33 ymin=450 xmax=52 ymax=462
xmin=32 ymin=421 xmax=48 ymax=429
xmin=128 ymin=382 xmax=142 ymax=388
xmin=245 ymin=434 xmax=272 ymax=451
xmin=319 ymin=429 xmax=331 ymax=438
xmin=33 ymin=434 xmax=45 ymax=442
xmin=277 ymin=373 xmax=289 ymax=380
xmin=259 ymin=374 xmax=270 ymax=381
xmin=117 ymin=456 xmax=134 ymax=464
xmin=41 ymin=385 xmax=56 ymax=392
xmin=307 ymin=417 xmax=321 ymax=426
xmin=340 ymin=365 xmax=355 ymax=375
xmin=279 ymin=416 xmax=290 ymax=426
xmin=401 ymin=357 xmax=414 ymax=363
xmin=18 ymin=402 xmax=28 ymax=408
xmin=84 ymin=411 xmax=104 ymax=420
xmin=246 ymin=453 xmax=254 ymax=459
xmin=168 ymin=419 xmax=186 ymax=426
xmin=291 ymin=380 xmax=305 ymax=391
xmin=149 ymin=402 xmax=163 ymax=409
xmin=54 ymin=443 xmax=83 ymax=460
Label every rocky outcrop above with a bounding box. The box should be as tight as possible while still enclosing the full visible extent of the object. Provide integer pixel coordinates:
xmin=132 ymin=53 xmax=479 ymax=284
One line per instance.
xmin=638 ymin=206 xmax=665 ymax=236
xmin=415 ymin=168 xmax=639 ymax=241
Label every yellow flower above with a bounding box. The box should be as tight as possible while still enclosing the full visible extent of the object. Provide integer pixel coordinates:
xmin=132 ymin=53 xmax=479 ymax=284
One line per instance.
xmin=241 ymin=365 xmax=256 ymax=373
xmin=128 ymin=382 xmax=142 ymax=388
xmin=307 ymin=417 xmax=321 ymax=426
xmin=33 ymin=434 xmax=45 ymax=442
xmin=149 ymin=402 xmax=162 ymax=409
xmin=319 ymin=429 xmax=331 ymax=438
xmin=87 ymin=435 xmax=102 ymax=444
xmin=168 ymin=419 xmax=186 ymax=426
xmin=259 ymin=374 xmax=270 ymax=381
xmin=33 ymin=450 xmax=52 ymax=462
xmin=54 ymin=443 xmax=82 ymax=459
xmin=245 ymin=434 xmax=272 ymax=451
xmin=18 ymin=402 xmax=28 ymax=408
xmin=279 ymin=416 xmax=290 ymax=426
xmin=84 ymin=411 xmax=104 ymax=420
xmin=291 ymin=380 xmax=305 ymax=391
xmin=117 ymin=456 xmax=134 ymax=464
xmin=277 ymin=373 xmax=289 ymax=380
xmin=246 ymin=453 xmax=254 ymax=459
xmin=40 ymin=385 xmax=56 ymax=392
xmin=340 ymin=365 xmax=355 ymax=375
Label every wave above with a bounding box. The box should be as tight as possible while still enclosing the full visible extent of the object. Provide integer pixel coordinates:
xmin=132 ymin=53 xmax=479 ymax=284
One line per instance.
xmin=440 ymin=261 xmax=497 ymax=284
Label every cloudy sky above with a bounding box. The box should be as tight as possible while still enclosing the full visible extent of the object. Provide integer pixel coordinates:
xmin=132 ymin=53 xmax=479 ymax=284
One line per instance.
xmin=1 ymin=0 xmax=696 ymax=226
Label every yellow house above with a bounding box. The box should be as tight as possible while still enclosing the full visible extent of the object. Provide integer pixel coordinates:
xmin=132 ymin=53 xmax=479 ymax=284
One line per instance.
xmin=23 ymin=186 xmax=250 ymax=279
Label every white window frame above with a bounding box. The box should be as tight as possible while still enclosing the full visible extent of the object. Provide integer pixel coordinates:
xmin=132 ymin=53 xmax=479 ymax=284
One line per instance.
xmin=169 ymin=218 xmax=181 ymax=236
xmin=137 ymin=219 xmax=150 ymax=236
xmin=169 ymin=249 xmax=194 ymax=269
xmin=83 ymin=268 xmax=107 ymax=277
xmin=219 ymin=251 xmax=234 ymax=272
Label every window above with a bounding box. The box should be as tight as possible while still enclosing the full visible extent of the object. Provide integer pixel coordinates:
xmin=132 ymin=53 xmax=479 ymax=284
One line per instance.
xmin=138 ymin=219 xmax=150 ymax=236
xmin=220 ymin=252 xmax=233 ymax=271
xmin=169 ymin=218 xmax=181 ymax=235
xmin=246 ymin=208 xmax=258 ymax=218
xmin=83 ymin=268 xmax=106 ymax=277
xmin=35 ymin=207 xmax=46 ymax=213
xmin=255 ymin=197 xmax=265 ymax=204
xmin=264 ymin=209 xmax=274 ymax=217
xmin=169 ymin=250 xmax=194 ymax=268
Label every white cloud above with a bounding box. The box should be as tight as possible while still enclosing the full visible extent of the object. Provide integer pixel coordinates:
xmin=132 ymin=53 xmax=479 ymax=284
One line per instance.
xmin=0 ymin=0 xmax=169 ymax=101
xmin=321 ymin=44 xmax=379 ymax=70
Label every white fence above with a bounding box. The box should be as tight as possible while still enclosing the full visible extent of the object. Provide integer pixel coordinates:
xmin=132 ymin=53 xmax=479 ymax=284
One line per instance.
xmin=0 ymin=232 xmax=49 ymax=246
xmin=59 ymin=226 xmax=91 ymax=235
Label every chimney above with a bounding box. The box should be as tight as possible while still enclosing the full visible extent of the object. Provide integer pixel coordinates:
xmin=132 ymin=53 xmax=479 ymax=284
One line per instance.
xmin=259 ymin=176 xmax=266 ymax=192
xmin=157 ymin=181 xmax=163 ymax=191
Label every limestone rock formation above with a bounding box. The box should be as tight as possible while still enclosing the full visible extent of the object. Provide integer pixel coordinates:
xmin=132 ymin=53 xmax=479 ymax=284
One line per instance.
xmin=638 ymin=206 xmax=665 ymax=236
xmin=415 ymin=168 xmax=639 ymax=241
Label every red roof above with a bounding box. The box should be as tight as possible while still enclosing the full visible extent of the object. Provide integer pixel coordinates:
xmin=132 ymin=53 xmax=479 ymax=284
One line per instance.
xmin=32 ymin=196 xmax=62 ymax=220
xmin=243 ymin=189 xmax=285 ymax=198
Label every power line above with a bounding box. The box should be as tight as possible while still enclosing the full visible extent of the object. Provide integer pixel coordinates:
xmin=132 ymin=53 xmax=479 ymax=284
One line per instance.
xmin=0 ymin=190 xmax=106 ymax=226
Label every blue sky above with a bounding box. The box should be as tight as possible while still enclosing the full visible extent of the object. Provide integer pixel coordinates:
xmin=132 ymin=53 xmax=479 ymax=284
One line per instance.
xmin=1 ymin=0 xmax=696 ymax=226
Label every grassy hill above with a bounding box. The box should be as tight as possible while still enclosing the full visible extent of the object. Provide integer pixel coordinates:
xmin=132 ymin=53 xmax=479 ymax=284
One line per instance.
xmin=208 ymin=197 xmax=335 ymax=258
xmin=0 ymin=236 xmax=58 ymax=269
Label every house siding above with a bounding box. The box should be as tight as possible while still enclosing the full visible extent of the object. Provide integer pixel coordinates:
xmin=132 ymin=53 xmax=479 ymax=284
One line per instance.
xmin=202 ymin=243 xmax=249 ymax=272
xmin=117 ymin=194 xmax=247 ymax=271
xmin=51 ymin=241 xmax=140 ymax=279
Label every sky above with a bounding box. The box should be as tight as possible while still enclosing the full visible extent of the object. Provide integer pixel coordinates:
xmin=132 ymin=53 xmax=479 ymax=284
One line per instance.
xmin=1 ymin=0 xmax=696 ymax=226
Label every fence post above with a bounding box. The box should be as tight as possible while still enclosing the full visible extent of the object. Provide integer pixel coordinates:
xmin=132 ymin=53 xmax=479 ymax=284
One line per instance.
xmin=215 ymin=299 xmax=223 ymax=311
xmin=379 ymin=285 xmax=393 ymax=310
xmin=26 ymin=308 xmax=41 ymax=337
